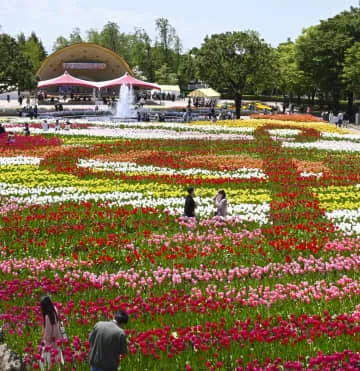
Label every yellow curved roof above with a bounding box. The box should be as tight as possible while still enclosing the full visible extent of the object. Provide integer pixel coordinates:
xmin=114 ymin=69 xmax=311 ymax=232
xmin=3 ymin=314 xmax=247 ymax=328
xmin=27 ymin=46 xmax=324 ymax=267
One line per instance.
xmin=37 ymin=43 xmax=132 ymax=81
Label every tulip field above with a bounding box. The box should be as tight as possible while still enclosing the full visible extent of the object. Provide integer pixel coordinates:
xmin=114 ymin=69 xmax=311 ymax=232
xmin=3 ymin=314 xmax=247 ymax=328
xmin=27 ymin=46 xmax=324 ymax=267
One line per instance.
xmin=3 ymin=115 xmax=360 ymax=370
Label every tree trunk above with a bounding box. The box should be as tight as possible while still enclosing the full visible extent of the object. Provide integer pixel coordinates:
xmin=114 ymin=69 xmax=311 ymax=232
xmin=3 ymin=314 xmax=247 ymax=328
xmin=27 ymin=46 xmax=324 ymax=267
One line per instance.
xmin=282 ymin=94 xmax=289 ymax=114
xmin=311 ymin=89 xmax=316 ymax=105
xmin=234 ymin=92 xmax=242 ymax=119
xmin=332 ymin=90 xmax=340 ymax=112
xmin=346 ymin=91 xmax=354 ymax=116
xmin=318 ymin=92 xmax=324 ymax=109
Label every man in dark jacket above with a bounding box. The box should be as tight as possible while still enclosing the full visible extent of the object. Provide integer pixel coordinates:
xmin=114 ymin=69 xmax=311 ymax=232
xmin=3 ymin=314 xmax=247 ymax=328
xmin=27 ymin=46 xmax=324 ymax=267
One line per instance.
xmin=89 ymin=311 xmax=128 ymax=371
xmin=184 ymin=187 xmax=196 ymax=217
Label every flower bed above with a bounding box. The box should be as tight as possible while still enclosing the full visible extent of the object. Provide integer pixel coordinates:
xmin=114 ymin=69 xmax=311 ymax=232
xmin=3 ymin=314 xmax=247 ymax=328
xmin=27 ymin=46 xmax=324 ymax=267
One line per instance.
xmin=0 ymin=134 xmax=62 ymax=150
xmin=250 ymin=114 xmax=323 ymax=122
xmin=1 ymin=119 xmax=360 ymax=369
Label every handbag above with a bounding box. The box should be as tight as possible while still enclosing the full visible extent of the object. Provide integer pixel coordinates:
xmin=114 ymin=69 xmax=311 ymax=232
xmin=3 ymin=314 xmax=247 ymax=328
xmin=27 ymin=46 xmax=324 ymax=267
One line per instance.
xmin=55 ymin=307 xmax=67 ymax=339
xmin=59 ymin=320 xmax=67 ymax=339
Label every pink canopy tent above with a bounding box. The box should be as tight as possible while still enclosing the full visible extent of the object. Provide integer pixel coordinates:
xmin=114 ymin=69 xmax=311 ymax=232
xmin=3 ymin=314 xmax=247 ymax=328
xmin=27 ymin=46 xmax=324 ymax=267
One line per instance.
xmin=37 ymin=71 xmax=99 ymax=89
xmin=98 ymin=73 xmax=160 ymax=90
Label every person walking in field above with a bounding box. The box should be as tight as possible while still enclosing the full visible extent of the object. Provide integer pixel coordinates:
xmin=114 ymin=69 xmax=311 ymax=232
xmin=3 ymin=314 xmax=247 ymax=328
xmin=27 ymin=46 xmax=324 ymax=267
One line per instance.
xmin=24 ymin=123 xmax=30 ymax=136
xmin=183 ymin=187 xmax=196 ymax=217
xmin=40 ymin=296 xmax=65 ymax=369
xmin=337 ymin=112 xmax=343 ymax=127
xmin=89 ymin=311 xmax=128 ymax=371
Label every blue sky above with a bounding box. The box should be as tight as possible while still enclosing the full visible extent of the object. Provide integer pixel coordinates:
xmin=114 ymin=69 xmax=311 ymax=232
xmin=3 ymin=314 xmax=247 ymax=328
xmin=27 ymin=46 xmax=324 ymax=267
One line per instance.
xmin=0 ymin=0 xmax=358 ymax=53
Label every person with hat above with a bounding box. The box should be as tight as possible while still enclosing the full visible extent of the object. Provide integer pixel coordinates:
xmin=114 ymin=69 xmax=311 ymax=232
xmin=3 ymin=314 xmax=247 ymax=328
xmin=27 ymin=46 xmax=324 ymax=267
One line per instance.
xmin=89 ymin=311 xmax=128 ymax=371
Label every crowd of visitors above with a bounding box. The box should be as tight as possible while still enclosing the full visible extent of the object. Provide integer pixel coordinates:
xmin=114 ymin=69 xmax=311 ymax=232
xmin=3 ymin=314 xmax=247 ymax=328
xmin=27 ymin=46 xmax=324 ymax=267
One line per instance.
xmin=18 ymin=105 xmax=38 ymax=119
xmin=321 ymin=111 xmax=348 ymax=127
xmin=152 ymin=91 xmax=176 ymax=101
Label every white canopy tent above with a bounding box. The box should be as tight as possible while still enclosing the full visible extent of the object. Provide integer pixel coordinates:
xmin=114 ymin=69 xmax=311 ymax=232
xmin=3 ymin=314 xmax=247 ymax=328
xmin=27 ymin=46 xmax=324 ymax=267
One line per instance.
xmin=154 ymin=85 xmax=181 ymax=97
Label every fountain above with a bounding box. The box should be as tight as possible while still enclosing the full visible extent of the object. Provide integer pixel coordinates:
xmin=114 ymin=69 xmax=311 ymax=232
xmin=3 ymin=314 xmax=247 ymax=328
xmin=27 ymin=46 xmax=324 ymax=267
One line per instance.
xmin=115 ymin=84 xmax=137 ymax=119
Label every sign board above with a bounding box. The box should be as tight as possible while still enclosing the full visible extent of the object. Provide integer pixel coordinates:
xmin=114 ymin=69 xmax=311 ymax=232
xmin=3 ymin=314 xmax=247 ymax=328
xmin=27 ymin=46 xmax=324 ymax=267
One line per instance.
xmin=62 ymin=63 xmax=106 ymax=70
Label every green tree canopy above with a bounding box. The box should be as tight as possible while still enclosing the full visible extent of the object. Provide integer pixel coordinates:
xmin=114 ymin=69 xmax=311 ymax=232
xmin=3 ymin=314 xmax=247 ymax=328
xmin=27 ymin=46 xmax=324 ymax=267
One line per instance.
xmin=155 ymin=18 xmax=177 ymax=66
xmin=155 ymin=64 xmax=178 ymax=84
xmin=99 ymin=22 xmax=122 ymax=53
xmin=53 ymin=28 xmax=82 ymax=51
xmin=177 ymin=48 xmax=200 ymax=91
xmin=0 ymin=33 xmax=37 ymax=93
xmin=276 ymin=40 xmax=315 ymax=104
xmin=343 ymin=42 xmax=360 ymax=95
xmin=19 ymin=32 xmax=47 ymax=74
xmin=295 ymin=7 xmax=360 ymax=111
xmin=198 ymin=30 xmax=276 ymax=118
xmin=130 ymin=28 xmax=155 ymax=81
xmin=53 ymin=36 xmax=69 ymax=51
xmin=86 ymin=28 xmax=101 ymax=44
xmin=95 ymin=22 xmax=133 ymax=66
xmin=69 ymin=27 xmax=83 ymax=44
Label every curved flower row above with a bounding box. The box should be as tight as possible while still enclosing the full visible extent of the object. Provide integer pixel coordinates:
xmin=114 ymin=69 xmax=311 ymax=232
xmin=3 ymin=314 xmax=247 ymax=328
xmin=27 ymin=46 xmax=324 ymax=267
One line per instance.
xmin=283 ymin=140 xmax=360 ymax=152
xmin=4 ymin=302 xmax=360 ymax=370
xmin=3 ymin=249 xmax=360 ymax=293
xmin=0 ymin=156 xmax=42 ymax=166
xmin=77 ymin=159 xmax=267 ymax=179
xmin=9 ymin=126 xmax=255 ymax=141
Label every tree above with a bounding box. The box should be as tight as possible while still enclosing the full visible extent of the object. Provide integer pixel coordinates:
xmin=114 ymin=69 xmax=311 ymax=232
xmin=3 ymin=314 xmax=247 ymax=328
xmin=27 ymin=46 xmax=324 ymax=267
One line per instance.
xmin=343 ymin=42 xmax=360 ymax=102
xmin=53 ymin=36 xmax=69 ymax=51
xmin=131 ymin=28 xmax=155 ymax=81
xmin=0 ymin=33 xmax=37 ymax=93
xmin=295 ymin=7 xmax=360 ymax=112
xmin=173 ymin=35 xmax=182 ymax=71
xmin=100 ymin=22 xmax=122 ymax=53
xmin=98 ymin=22 xmax=133 ymax=64
xmin=87 ymin=28 xmax=101 ymax=44
xmin=155 ymin=64 xmax=178 ymax=84
xmin=155 ymin=18 xmax=177 ymax=65
xmin=154 ymin=17 xmax=182 ymax=74
xmin=52 ymin=28 xmax=82 ymax=51
xmin=177 ymin=48 xmax=200 ymax=91
xmin=20 ymin=32 xmax=47 ymax=73
xmin=17 ymin=32 xmax=26 ymax=47
xmin=198 ymin=31 xmax=276 ymax=118
xmin=69 ymin=27 xmax=83 ymax=44
xmin=276 ymin=40 xmax=314 ymax=104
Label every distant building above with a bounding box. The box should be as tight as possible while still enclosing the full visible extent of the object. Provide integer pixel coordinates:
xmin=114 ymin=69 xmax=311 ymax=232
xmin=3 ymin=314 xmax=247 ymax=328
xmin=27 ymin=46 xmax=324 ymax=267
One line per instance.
xmin=36 ymin=43 xmax=133 ymax=98
xmin=37 ymin=43 xmax=132 ymax=82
